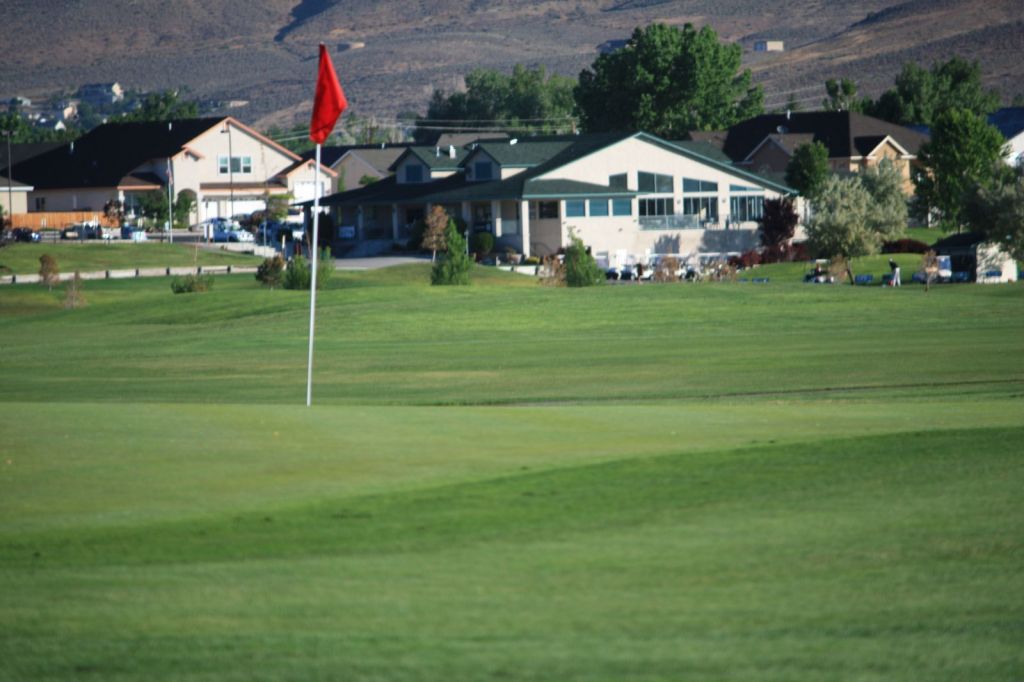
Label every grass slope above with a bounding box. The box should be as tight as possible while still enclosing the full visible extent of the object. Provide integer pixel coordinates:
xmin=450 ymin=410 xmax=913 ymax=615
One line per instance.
xmin=1 ymin=267 xmax=1022 ymax=680
xmin=0 ymin=243 xmax=260 ymax=275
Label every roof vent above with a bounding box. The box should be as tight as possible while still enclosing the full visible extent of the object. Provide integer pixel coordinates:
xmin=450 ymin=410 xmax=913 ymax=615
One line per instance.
xmin=448 ymin=145 xmax=456 ymax=159
xmin=435 ymin=146 xmax=440 ymax=157
xmin=786 ymin=109 xmax=791 ymax=121
xmin=510 ymin=138 xmax=518 ymax=145
xmin=69 ymin=141 xmax=74 ymax=155
xmin=776 ymin=125 xmax=788 ymax=134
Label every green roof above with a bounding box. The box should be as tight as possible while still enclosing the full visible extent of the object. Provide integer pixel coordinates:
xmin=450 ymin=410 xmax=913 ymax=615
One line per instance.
xmin=466 ymin=139 xmax=574 ymax=168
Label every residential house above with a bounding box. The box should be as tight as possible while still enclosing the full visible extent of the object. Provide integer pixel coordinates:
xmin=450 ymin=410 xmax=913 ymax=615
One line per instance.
xmin=692 ymin=111 xmax=929 ymax=194
xmin=0 ymin=174 xmax=33 ymax=219
xmin=302 ymin=143 xmax=413 ymax=193
xmin=10 ymin=117 xmax=335 ymax=224
xmin=988 ymin=107 xmax=1024 ymax=167
xmin=318 ymin=131 xmax=793 ymax=260
xmin=77 ymin=83 xmax=124 ymax=107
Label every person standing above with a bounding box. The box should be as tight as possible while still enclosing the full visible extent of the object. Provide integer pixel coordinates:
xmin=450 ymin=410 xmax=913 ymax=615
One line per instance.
xmin=888 ymin=258 xmax=901 ymax=287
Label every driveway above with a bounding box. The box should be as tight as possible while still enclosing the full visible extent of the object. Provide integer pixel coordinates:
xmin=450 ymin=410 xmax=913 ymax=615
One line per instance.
xmin=333 ymin=256 xmax=431 ymax=270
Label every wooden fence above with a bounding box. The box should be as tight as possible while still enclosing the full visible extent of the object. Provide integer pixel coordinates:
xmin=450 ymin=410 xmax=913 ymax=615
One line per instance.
xmin=9 ymin=212 xmax=118 ymax=230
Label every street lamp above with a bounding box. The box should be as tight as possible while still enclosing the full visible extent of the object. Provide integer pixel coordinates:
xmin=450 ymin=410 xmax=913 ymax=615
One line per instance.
xmin=222 ymin=123 xmax=234 ymax=221
xmin=2 ymin=130 xmax=13 ymax=233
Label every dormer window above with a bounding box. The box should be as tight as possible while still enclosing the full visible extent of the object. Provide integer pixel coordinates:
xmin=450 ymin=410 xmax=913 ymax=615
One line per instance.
xmin=474 ymin=161 xmax=493 ymax=181
xmin=404 ymin=164 xmax=424 ymax=183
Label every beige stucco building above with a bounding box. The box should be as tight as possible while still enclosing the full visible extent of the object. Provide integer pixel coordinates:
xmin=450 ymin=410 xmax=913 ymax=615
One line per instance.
xmin=12 ymin=117 xmax=334 ymax=225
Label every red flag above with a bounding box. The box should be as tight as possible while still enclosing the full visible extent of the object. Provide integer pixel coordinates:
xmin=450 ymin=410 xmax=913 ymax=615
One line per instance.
xmin=309 ymin=44 xmax=347 ymax=144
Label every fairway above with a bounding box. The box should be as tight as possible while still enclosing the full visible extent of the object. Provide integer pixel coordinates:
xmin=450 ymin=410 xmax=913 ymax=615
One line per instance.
xmin=1 ymin=265 xmax=1022 ymax=681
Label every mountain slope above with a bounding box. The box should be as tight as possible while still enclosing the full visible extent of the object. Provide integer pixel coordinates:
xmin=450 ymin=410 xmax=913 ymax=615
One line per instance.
xmin=1 ymin=0 xmax=1019 ymax=130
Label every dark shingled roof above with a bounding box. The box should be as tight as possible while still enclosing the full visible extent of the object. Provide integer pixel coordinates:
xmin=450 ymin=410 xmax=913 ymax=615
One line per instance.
xmin=988 ymin=107 xmax=1024 ymax=139
xmin=710 ymin=111 xmax=929 ymax=162
xmin=300 ymin=143 xmax=413 ymax=168
xmin=12 ymin=118 xmax=229 ymax=189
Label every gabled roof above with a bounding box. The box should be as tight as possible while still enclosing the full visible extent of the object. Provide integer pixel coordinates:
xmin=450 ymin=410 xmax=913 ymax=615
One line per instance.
xmin=301 ymin=143 xmax=413 ymax=169
xmin=988 ymin=107 xmax=1024 ymax=139
xmin=742 ymin=133 xmax=816 ymax=162
xmin=11 ymin=117 xmax=284 ymax=190
xmin=465 ymin=138 xmax=576 ymax=168
xmin=316 ymin=130 xmax=794 ymax=207
xmin=389 ymin=146 xmax=470 ymax=172
xmin=710 ymin=111 xmax=929 ymax=162
xmin=0 ymin=175 xmax=32 ymax=190
xmin=434 ymin=132 xmax=509 ymax=148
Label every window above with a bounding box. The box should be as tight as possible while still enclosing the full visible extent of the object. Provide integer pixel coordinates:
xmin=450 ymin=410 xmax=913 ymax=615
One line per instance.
xmin=639 ymin=198 xmax=673 ymax=216
xmin=404 ymin=164 xmax=423 ymax=183
xmin=730 ymin=196 xmax=764 ymax=221
xmin=612 ymin=198 xmax=632 ymax=216
xmin=537 ymin=201 xmax=559 ymax=219
xmin=589 ymin=199 xmax=609 ymax=216
xmin=474 ymin=161 xmax=493 ymax=181
xmin=609 ymin=173 xmax=628 ymax=189
xmin=682 ymin=196 xmax=718 ymax=220
xmin=218 ymin=155 xmax=252 ymax=174
xmin=638 ymin=171 xmax=673 ymax=193
xmin=34 ymin=197 xmax=46 ymax=211
xmin=565 ymin=199 xmax=586 ymax=217
xmin=683 ymin=178 xmax=718 ymax=193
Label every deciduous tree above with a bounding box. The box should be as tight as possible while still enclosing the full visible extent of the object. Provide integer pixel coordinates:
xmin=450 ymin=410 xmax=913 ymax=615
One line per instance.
xmin=913 ymin=108 xmax=1007 ymax=229
xmin=785 ymin=141 xmax=830 ymax=199
xmin=574 ymin=23 xmax=763 ymax=138
xmin=758 ymin=197 xmax=798 ymax=249
xmin=422 ymin=206 xmax=449 ymax=262
xmin=805 ymin=175 xmax=876 ymax=281
xmin=964 ymin=168 xmax=1024 ymax=260
xmin=867 ymin=57 xmax=1000 ymax=126
xmin=860 ymin=159 xmax=908 ymax=240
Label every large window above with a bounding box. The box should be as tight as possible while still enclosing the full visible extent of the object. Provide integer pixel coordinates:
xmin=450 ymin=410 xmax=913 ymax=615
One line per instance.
xmin=609 ymin=173 xmax=628 ymax=189
xmin=612 ymin=198 xmax=632 ymax=216
xmin=218 ymin=155 xmax=252 ymax=175
xmin=639 ymin=198 xmax=673 ymax=216
xmin=682 ymin=178 xmax=718 ymax=193
xmin=638 ymin=171 xmax=673 ymax=193
xmin=589 ymin=199 xmax=609 ymax=217
xmin=682 ymin=196 xmax=717 ymax=220
xmin=565 ymin=199 xmax=586 ymax=217
xmin=730 ymin=196 xmax=764 ymax=221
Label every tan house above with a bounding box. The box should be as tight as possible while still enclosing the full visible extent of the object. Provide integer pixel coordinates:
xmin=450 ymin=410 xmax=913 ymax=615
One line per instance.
xmin=11 ymin=117 xmax=335 ymax=225
xmin=317 ymin=131 xmax=794 ymax=260
xmin=0 ymin=175 xmax=33 ymax=219
xmin=691 ymin=111 xmax=929 ymax=195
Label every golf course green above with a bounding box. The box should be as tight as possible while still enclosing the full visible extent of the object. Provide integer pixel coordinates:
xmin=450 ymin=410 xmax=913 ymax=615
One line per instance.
xmin=1 ymin=261 xmax=1021 ymax=681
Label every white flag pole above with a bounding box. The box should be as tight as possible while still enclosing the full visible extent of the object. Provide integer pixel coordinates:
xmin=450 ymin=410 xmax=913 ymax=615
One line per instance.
xmin=305 ymin=145 xmax=322 ymax=407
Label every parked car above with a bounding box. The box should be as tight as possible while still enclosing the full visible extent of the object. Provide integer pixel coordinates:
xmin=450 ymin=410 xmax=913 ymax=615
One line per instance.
xmin=212 ymin=227 xmax=254 ymax=243
xmin=11 ymin=228 xmax=41 ymax=243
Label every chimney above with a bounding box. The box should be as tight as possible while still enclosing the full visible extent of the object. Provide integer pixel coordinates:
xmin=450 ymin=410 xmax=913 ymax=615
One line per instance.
xmin=786 ymin=109 xmax=791 ymax=120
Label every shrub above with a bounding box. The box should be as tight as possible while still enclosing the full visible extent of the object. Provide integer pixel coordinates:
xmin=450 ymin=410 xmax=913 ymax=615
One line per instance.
xmin=283 ymin=253 xmax=333 ymax=290
xmin=38 ymin=254 xmax=59 ymax=290
xmin=563 ymin=233 xmax=604 ymax=287
xmin=539 ymin=255 xmax=566 ymax=287
xmin=730 ymin=249 xmax=762 ymax=269
xmin=63 ymin=271 xmax=86 ymax=309
xmin=431 ymin=223 xmax=472 ymax=285
xmin=653 ymin=256 xmax=681 ymax=283
xmin=470 ymin=230 xmax=494 ymax=256
xmin=170 ymin=274 xmax=214 ymax=294
xmin=881 ymin=238 xmax=930 ymax=254
xmin=256 ymin=254 xmax=286 ymax=288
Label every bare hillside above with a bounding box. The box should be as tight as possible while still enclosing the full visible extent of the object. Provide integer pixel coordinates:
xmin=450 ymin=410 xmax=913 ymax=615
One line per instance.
xmin=1 ymin=0 xmax=1020 ymax=130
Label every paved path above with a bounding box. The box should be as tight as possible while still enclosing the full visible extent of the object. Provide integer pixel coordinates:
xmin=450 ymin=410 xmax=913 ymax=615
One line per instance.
xmin=333 ymin=256 xmax=431 ymax=270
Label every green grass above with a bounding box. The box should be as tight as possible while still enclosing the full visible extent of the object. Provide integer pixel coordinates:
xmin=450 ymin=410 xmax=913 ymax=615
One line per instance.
xmin=0 ymin=242 xmax=261 ymax=274
xmin=1 ymin=267 xmax=1022 ymax=681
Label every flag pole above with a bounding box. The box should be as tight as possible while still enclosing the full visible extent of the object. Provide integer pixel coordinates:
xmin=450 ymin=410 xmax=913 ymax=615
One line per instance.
xmin=306 ymin=143 xmax=322 ymax=407
xmin=305 ymin=42 xmax=346 ymax=406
